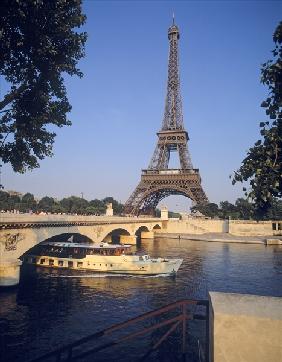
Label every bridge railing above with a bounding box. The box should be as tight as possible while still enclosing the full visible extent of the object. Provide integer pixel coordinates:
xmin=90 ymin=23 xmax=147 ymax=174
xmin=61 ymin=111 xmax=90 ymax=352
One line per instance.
xmin=27 ymin=299 xmax=209 ymax=362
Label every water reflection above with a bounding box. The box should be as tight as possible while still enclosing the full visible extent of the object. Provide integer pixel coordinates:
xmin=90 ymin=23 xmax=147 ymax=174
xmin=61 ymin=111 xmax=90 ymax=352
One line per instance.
xmin=0 ymin=238 xmax=281 ymax=361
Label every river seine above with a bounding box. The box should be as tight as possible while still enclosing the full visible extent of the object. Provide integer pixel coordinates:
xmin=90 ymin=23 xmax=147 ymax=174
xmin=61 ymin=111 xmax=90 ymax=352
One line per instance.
xmin=1 ymin=238 xmax=282 ymax=362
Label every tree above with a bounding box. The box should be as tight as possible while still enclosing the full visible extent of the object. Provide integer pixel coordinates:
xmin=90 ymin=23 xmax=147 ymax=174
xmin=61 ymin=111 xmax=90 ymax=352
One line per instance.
xmin=89 ymin=199 xmax=106 ymax=215
xmin=0 ymin=0 xmax=87 ymax=172
xmin=0 ymin=190 xmax=9 ymax=211
xmin=7 ymin=194 xmax=21 ymax=211
xmin=219 ymin=201 xmax=239 ymax=219
xmin=60 ymin=196 xmax=89 ymax=214
xmin=266 ymin=198 xmax=282 ymax=220
xmin=20 ymin=192 xmax=37 ymax=212
xmin=232 ymin=22 xmax=282 ymax=217
xmin=51 ymin=202 xmax=65 ymax=214
xmin=235 ymin=198 xmax=254 ymax=220
xmin=38 ymin=196 xmax=55 ymax=213
xmin=191 ymin=203 xmax=220 ymax=218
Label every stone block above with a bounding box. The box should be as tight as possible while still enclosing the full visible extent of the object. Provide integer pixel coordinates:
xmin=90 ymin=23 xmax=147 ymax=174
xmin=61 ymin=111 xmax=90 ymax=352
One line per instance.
xmin=265 ymin=239 xmax=282 ymax=245
xmin=209 ymin=292 xmax=282 ymax=362
xmin=0 ymin=259 xmax=22 ymax=286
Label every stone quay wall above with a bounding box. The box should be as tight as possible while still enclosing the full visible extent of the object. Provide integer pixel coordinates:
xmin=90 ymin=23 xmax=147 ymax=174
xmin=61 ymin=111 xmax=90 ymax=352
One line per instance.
xmin=209 ymin=292 xmax=282 ymax=362
xmin=160 ymin=219 xmax=281 ymax=237
xmin=160 ymin=219 xmax=228 ymax=234
xmin=229 ymin=220 xmax=281 ymax=236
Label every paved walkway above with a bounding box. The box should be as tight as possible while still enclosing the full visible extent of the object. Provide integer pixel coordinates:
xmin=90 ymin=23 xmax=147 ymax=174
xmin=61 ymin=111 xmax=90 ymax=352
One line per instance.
xmin=155 ymin=232 xmax=282 ymax=244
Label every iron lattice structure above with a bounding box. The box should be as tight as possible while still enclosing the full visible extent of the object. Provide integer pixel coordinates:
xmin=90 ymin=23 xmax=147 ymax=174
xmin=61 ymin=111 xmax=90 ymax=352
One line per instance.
xmin=124 ymin=20 xmax=208 ymax=215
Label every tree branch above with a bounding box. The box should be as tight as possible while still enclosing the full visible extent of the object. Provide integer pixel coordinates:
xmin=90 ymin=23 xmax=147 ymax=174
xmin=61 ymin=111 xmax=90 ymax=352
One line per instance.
xmin=0 ymin=84 xmax=26 ymax=110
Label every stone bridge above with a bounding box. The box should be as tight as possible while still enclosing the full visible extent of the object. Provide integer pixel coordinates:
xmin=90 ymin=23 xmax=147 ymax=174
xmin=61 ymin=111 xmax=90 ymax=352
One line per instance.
xmin=0 ymin=213 xmax=164 ymax=286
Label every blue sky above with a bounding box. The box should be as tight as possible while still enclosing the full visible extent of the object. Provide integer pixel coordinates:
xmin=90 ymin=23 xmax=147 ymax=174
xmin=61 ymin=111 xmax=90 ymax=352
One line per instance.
xmin=2 ymin=0 xmax=281 ymax=211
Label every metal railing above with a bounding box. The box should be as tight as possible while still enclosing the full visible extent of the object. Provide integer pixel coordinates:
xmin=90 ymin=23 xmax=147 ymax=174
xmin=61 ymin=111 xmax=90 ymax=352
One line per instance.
xmin=28 ymin=299 xmax=209 ymax=362
xmin=142 ymin=169 xmax=199 ymax=176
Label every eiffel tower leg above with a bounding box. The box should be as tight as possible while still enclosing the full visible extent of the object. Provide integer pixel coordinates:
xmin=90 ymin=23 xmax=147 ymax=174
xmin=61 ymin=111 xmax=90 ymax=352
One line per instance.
xmin=123 ymin=180 xmax=148 ymax=216
xmin=179 ymin=144 xmax=193 ymax=169
xmin=149 ymin=145 xmax=170 ymax=170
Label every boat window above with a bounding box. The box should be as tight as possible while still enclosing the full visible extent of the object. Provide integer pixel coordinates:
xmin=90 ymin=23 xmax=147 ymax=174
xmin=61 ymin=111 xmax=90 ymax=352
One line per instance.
xmin=139 ymin=256 xmax=143 ymax=261
xmin=40 ymin=259 xmax=45 ymax=264
xmin=49 ymin=259 xmax=54 ymax=266
xmin=110 ymin=264 xmax=113 ymax=267
xmin=77 ymin=262 xmax=83 ymax=268
xmin=58 ymin=260 xmax=64 ymax=267
xmin=68 ymin=261 xmax=73 ymax=267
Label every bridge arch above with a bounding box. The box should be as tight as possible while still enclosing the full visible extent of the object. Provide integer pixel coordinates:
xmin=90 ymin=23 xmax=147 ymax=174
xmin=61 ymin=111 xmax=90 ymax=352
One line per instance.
xmin=40 ymin=233 xmax=94 ymax=244
xmin=135 ymin=225 xmax=150 ymax=235
xmin=102 ymin=228 xmax=131 ymax=244
xmin=20 ymin=232 xmax=95 ymax=258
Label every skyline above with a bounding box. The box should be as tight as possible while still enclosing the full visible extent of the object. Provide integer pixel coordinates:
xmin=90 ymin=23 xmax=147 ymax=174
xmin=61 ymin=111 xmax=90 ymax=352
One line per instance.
xmin=1 ymin=0 xmax=281 ymax=212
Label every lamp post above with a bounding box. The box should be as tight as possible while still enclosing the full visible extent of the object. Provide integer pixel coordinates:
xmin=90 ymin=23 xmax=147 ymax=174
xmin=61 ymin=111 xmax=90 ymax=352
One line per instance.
xmin=0 ymin=164 xmax=4 ymax=190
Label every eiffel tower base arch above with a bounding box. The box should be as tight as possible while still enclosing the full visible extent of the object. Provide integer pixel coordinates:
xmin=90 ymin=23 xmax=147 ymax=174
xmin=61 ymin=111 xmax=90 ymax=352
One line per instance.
xmin=123 ymin=169 xmax=208 ymax=216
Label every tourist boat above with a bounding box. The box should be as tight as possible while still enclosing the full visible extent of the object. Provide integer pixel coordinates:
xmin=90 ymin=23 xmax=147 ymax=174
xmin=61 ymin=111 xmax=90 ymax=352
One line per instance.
xmin=22 ymin=241 xmax=183 ymax=275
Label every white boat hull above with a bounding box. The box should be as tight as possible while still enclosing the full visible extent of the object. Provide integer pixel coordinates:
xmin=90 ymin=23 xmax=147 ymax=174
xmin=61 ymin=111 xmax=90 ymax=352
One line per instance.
xmin=24 ymin=254 xmax=182 ymax=275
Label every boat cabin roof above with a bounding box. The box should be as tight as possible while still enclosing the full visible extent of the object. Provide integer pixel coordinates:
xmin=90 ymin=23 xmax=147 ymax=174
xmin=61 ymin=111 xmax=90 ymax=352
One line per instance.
xmin=40 ymin=242 xmax=131 ymax=249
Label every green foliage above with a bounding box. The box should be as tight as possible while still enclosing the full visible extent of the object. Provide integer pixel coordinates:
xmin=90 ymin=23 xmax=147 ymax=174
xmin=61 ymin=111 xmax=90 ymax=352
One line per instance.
xmin=168 ymin=211 xmax=180 ymax=218
xmin=191 ymin=203 xmax=219 ymax=218
xmin=59 ymin=196 xmax=88 ymax=214
xmin=232 ymin=22 xmax=282 ymax=216
xmin=20 ymin=192 xmax=37 ymax=212
xmin=235 ymin=198 xmax=254 ymax=220
xmin=0 ymin=0 xmax=87 ymax=172
xmin=191 ymin=199 xmax=254 ymax=220
xmin=38 ymin=196 xmax=55 ymax=213
xmin=0 ymin=192 xmax=124 ymax=215
xmin=0 ymin=190 xmax=9 ymax=210
xmin=0 ymin=190 xmax=280 ymax=220
xmin=219 ymin=201 xmax=240 ymax=219
xmin=265 ymin=199 xmax=282 ymax=220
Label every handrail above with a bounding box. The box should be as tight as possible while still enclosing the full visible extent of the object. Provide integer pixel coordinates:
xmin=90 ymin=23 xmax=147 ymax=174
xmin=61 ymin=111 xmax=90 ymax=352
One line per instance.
xmin=28 ymin=299 xmax=209 ymax=362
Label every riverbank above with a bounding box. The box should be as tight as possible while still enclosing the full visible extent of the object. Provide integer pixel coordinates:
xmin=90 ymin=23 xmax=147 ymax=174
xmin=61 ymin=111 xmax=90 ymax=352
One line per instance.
xmin=155 ymin=232 xmax=282 ymax=244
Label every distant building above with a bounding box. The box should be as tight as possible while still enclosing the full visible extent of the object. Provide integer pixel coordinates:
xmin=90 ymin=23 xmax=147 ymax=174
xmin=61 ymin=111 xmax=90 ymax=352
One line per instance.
xmin=6 ymin=190 xmax=23 ymax=198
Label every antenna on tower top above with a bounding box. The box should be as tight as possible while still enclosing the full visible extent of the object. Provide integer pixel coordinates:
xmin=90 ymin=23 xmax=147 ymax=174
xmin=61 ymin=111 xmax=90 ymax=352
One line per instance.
xmin=172 ymin=12 xmax=175 ymax=25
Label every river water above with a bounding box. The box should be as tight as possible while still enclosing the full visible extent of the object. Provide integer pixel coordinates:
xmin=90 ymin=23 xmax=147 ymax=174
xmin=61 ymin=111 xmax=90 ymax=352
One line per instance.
xmin=1 ymin=238 xmax=282 ymax=362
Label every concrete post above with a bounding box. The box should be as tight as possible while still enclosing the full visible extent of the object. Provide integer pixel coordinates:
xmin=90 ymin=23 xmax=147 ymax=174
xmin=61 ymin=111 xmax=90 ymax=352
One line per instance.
xmin=161 ymin=206 xmax=168 ymax=220
xmin=106 ymin=203 xmax=113 ymax=216
xmin=209 ymin=292 xmax=282 ymax=362
xmin=0 ymin=259 xmax=22 ymax=287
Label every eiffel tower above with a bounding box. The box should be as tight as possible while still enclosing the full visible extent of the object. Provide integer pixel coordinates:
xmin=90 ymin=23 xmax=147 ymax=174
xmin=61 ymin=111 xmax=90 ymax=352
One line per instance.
xmin=123 ymin=19 xmax=208 ymax=216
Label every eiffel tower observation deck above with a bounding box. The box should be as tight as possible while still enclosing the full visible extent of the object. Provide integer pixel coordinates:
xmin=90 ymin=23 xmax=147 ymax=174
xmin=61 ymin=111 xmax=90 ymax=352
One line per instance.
xmin=124 ymin=18 xmax=208 ymax=216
